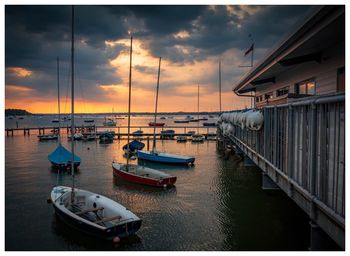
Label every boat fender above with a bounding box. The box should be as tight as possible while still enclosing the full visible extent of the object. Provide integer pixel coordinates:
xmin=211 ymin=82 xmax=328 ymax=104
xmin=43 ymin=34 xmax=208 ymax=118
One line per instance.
xmin=112 ymin=236 xmax=121 ymax=244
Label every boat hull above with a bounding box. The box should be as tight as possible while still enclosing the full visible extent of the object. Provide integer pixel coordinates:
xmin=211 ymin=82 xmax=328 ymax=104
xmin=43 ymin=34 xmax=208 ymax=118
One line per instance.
xmin=112 ymin=165 xmax=176 ymax=187
xmin=51 ymin=191 xmax=141 ymax=240
xmin=148 ymin=122 xmax=165 ymax=127
xmin=137 ymin=151 xmax=195 ymax=165
xmin=50 ymin=161 xmax=80 ymax=170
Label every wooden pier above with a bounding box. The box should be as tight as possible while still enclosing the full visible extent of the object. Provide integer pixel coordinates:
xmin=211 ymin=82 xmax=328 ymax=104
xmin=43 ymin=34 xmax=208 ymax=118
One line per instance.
xmin=218 ymin=94 xmax=345 ymax=249
xmin=5 ymin=125 xmax=217 ymax=138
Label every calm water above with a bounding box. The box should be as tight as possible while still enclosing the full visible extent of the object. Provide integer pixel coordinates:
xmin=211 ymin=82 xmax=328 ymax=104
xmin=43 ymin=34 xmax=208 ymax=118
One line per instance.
xmin=5 ymin=117 xmax=310 ymax=251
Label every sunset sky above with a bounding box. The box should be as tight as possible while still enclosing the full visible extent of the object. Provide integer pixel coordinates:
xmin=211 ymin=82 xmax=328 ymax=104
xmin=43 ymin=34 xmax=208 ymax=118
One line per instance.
xmin=5 ymin=5 xmax=313 ymax=114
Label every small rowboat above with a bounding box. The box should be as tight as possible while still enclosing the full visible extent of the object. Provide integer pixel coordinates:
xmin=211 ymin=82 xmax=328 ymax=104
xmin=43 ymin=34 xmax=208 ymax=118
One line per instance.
xmin=50 ymin=186 xmax=141 ymax=240
xmin=112 ymin=162 xmax=177 ymax=188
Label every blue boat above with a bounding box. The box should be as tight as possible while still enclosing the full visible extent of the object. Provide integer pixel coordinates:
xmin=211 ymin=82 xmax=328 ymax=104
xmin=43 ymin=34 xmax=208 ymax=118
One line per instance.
xmin=122 ymin=140 xmax=145 ymax=153
xmin=99 ymin=132 xmax=114 ymax=144
xmin=48 ymin=143 xmax=81 ymax=169
xmin=137 ymin=150 xmax=195 ymax=165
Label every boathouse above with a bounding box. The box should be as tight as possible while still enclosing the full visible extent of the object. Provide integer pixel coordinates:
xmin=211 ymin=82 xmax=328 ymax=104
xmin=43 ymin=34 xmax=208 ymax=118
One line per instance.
xmin=219 ymin=5 xmax=345 ymax=250
xmin=234 ymin=6 xmax=345 ymax=108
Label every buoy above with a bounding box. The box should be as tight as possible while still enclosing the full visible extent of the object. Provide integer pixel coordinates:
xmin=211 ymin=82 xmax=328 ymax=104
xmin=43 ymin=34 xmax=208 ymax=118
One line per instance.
xmin=112 ymin=236 xmax=121 ymax=244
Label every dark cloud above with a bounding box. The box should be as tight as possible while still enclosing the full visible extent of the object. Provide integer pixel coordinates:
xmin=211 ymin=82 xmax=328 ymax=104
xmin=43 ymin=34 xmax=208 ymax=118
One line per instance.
xmin=5 ymin=5 xmax=314 ymax=106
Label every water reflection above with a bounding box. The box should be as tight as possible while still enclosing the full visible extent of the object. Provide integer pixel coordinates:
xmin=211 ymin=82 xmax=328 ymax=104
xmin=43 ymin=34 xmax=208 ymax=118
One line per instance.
xmin=113 ymin=177 xmax=177 ymax=194
xmin=51 ymin=213 xmax=142 ymax=250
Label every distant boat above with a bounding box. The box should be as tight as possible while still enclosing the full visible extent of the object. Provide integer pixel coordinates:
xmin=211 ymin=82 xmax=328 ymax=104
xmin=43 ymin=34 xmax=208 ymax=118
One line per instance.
xmin=18 ymin=117 xmax=24 ymax=120
xmin=132 ymin=130 xmax=143 ymax=136
xmin=103 ymin=117 xmax=117 ymax=127
xmin=99 ymin=132 xmax=114 ymax=144
xmin=48 ymin=143 xmax=81 ymax=168
xmin=176 ymin=135 xmax=187 ymax=142
xmin=137 ymin=57 xmax=194 ymax=165
xmin=209 ymin=115 xmax=214 ymax=118
xmin=187 ymin=131 xmax=196 ymax=135
xmin=8 ymin=116 xmax=13 ymax=119
xmin=159 ymin=116 xmax=166 ymax=120
xmin=148 ymin=122 xmax=165 ymax=127
xmin=202 ymin=122 xmax=216 ymax=127
xmin=174 ymin=119 xmax=189 ymax=123
xmin=38 ymin=134 xmax=59 ymax=141
xmin=52 ymin=119 xmax=59 ymax=123
xmin=192 ymin=84 xmax=205 ymax=142
xmin=206 ymin=132 xmax=217 ymax=141
xmin=82 ymin=133 xmax=96 ymax=141
xmin=191 ymin=134 xmax=205 ymax=143
xmin=68 ymin=133 xmax=83 ymax=141
xmin=113 ymin=39 xmax=176 ymax=188
xmin=189 ymin=119 xmax=199 ymax=122
xmin=84 ymin=118 xmax=94 ymax=123
xmin=122 ymin=140 xmax=145 ymax=154
xmin=198 ymin=117 xmax=208 ymax=121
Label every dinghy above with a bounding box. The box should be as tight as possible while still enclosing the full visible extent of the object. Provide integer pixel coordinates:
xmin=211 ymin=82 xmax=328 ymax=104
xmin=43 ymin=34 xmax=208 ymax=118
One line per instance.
xmin=51 ymin=186 xmax=141 ymax=240
xmin=112 ymin=162 xmax=176 ymax=188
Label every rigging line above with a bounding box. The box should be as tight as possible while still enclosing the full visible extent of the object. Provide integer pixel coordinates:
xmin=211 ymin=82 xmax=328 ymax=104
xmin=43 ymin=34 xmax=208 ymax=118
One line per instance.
xmin=75 ymin=62 xmax=87 ymax=113
xmin=64 ymin=59 xmax=71 ymax=115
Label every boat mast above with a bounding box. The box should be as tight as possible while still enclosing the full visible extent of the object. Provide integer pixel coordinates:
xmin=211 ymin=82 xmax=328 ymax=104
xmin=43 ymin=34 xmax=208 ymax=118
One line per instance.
xmin=197 ymin=84 xmax=199 ymax=134
xmin=70 ymin=5 xmax=75 ymax=202
xmin=152 ymin=57 xmax=161 ymax=152
xmin=57 ymin=56 xmax=61 ymax=144
xmin=219 ymin=61 xmax=222 ymax=114
xmin=126 ymin=36 xmax=133 ymax=169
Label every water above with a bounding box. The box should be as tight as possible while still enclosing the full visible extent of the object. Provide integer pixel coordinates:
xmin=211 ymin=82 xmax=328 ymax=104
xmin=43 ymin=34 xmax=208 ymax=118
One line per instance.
xmin=5 ymin=116 xmax=310 ymax=250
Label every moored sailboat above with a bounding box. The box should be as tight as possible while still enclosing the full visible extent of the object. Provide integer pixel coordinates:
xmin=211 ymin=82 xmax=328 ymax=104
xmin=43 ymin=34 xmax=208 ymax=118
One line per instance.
xmin=191 ymin=84 xmax=205 ymax=143
xmin=137 ymin=57 xmax=195 ymax=165
xmin=112 ymin=38 xmax=176 ymax=187
xmin=50 ymin=7 xmax=141 ymax=241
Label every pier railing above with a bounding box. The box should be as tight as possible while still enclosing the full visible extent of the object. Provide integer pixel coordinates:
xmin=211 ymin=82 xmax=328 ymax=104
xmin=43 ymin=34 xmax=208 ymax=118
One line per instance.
xmin=219 ymin=93 xmax=345 ymax=248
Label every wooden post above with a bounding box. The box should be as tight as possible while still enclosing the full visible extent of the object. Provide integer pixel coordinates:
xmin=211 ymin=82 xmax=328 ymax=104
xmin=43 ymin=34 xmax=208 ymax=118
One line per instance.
xmin=118 ymin=127 xmax=120 ymax=139
xmin=11 ymin=130 xmax=14 ymax=136
xmin=147 ymin=136 xmax=150 ymax=150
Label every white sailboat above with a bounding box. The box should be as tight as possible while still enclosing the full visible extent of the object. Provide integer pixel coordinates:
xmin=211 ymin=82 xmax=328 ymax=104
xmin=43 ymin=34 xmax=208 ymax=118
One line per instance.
xmin=50 ymin=7 xmax=141 ymax=241
xmin=192 ymin=84 xmax=205 ymax=143
xmin=137 ymin=57 xmax=195 ymax=165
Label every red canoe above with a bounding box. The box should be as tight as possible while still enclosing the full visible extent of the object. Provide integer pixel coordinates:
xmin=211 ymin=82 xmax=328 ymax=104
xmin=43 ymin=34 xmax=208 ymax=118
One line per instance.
xmin=112 ymin=162 xmax=176 ymax=188
xmin=148 ymin=122 xmax=165 ymax=127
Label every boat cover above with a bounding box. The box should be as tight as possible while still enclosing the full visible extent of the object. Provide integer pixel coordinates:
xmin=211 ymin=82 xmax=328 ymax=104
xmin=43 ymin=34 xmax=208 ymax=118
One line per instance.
xmin=122 ymin=140 xmax=145 ymax=151
xmin=48 ymin=144 xmax=81 ymax=165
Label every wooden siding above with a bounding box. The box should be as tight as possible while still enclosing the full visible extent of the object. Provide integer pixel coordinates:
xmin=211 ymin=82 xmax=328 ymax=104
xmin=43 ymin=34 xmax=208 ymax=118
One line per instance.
xmin=254 ymin=41 xmax=345 ymax=103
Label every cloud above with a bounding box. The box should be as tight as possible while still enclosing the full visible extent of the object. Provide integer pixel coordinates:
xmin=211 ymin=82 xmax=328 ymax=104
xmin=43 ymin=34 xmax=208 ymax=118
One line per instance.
xmin=5 ymin=5 xmax=313 ymax=113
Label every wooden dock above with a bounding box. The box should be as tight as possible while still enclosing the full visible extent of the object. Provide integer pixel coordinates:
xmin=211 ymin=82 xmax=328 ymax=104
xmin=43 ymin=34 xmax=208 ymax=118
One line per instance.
xmin=5 ymin=125 xmax=217 ymax=138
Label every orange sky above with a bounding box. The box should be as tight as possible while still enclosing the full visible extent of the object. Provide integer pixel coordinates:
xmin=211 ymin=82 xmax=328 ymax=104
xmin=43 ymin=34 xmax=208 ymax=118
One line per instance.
xmin=5 ymin=38 xmax=253 ymax=113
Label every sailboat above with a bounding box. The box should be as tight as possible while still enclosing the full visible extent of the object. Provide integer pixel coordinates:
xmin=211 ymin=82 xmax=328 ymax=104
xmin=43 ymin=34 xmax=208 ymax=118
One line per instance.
xmin=191 ymin=84 xmax=205 ymax=143
xmin=48 ymin=56 xmax=80 ymax=168
xmin=112 ymin=38 xmax=177 ymax=187
xmin=50 ymin=7 xmax=141 ymax=241
xmin=137 ymin=58 xmax=195 ymax=165
xmin=102 ymin=108 xmax=117 ymax=126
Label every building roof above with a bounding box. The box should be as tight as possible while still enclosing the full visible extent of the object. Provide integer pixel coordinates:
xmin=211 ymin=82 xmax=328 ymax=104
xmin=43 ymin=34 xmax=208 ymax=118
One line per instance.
xmin=233 ymin=5 xmax=345 ymax=95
